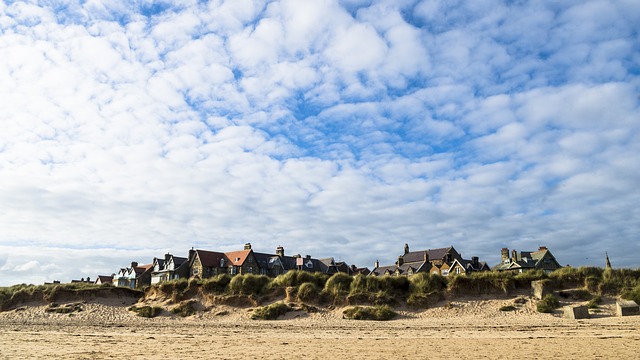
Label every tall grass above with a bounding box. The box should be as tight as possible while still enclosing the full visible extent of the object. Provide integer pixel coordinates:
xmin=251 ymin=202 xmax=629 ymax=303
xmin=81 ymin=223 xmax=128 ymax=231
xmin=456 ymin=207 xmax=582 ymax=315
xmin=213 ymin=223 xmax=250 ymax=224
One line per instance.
xmin=228 ymin=274 xmax=271 ymax=296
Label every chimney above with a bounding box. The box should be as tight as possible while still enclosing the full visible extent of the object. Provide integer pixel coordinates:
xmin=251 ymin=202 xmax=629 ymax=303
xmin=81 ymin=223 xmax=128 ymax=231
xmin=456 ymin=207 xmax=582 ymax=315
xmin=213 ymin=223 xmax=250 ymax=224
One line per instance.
xmin=86 ymin=277 xmax=90 ymax=282
xmin=276 ymin=246 xmax=284 ymax=257
xmin=188 ymin=248 xmax=195 ymax=261
xmin=244 ymin=243 xmax=252 ymax=250
xmin=404 ymin=243 xmax=409 ymax=254
xmin=511 ymin=249 xmax=517 ymax=262
xmin=165 ymin=253 xmax=171 ymax=264
xmin=538 ymin=246 xmax=547 ymax=251
xmin=472 ymin=256 xmax=479 ymax=268
xmin=131 ymin=261 xmax=138 ymax=268
xmin=423 ymin=251 xmax=429 ymax=262
xmin=501 ymin=248 xmax=509 ymax=262
xmin=397 ymin=255 xmax=404 ymax=266
xmin=306 ymin=254 xmax=311 ymax=259
xmin=374 ymin=260 xmax=379 ymax=269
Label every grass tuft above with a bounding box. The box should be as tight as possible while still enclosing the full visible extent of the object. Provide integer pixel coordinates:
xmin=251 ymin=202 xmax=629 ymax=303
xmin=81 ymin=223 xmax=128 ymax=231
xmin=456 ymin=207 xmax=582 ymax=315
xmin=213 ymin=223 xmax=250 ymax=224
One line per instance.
xmin=342 ymin=305 xmax=396 ymax=321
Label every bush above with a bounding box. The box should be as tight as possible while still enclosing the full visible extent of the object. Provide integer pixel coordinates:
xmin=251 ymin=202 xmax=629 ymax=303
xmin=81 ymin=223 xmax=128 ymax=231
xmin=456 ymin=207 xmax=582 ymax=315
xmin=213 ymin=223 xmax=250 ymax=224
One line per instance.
xmin=342 ymin=305 xmax=396 ymax=321
xmin=536 ymin=294 xmax=560 ymax=313
xmin=296 ymin=282 xmax=320 ymax=303
xmin=251 ymin=302 xmax=291 ymax=320
xmin=170 ymin=300 xmax=196 ymax=317
xmin=409 ymin=273 xmax=446 ymax=295
xmin=587 ymin=295 xmax=602 ymax=309
xmin=229 ymin=274 xmax=271 ymax=296
xmin=130 ymin=305 xmax=162 ymax=318
xmin=513 ymin=270 xmax=547 ymax=288
xmin=324 ymin=273 xmax=353 ymax=299
xmin=448 ymin=272 xmax=513 ymax=295
xmin=549 ymin=267 xmax=602 ymax=288
xmin=621 ymin=283 xmax=640 ymax=304
xmin=499 ymin=305 xmax=516 ymax=311
xmin=45 ymin=302 xmax=84 ymax=314
xmin=202 ymin=274 xmax=232 ymax=294
xmin=270 ymin=271 xmax=327 ymax=289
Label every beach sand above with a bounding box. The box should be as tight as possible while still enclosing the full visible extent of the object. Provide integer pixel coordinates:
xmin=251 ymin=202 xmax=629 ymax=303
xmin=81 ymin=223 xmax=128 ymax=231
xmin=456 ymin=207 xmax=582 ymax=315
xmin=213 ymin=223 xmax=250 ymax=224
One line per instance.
xmin=1 ymin=295 xmax=639 ymax=359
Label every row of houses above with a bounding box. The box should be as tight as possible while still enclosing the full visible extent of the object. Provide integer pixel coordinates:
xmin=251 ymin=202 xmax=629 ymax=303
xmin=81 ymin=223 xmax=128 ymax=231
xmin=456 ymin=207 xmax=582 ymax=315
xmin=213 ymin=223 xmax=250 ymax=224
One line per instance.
xmin=92 ymin=243 xmax=562 ymax=289
xmin=96 ymin=243 xmax=367 ymax=289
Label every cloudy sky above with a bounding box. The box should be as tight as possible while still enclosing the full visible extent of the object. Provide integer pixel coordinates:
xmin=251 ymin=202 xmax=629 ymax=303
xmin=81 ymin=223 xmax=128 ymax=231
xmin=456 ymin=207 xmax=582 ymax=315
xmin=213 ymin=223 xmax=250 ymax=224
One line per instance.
xmin=1 ymin=0 xmax=639 ymax=286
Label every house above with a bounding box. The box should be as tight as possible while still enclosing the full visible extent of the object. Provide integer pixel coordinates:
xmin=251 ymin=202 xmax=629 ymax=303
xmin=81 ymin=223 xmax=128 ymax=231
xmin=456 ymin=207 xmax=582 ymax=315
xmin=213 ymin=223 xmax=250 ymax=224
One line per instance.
xmin=493 ymin=246 xmax=562 ymax=273
xmin=188 ymin=249 xmax=228 ymax=279
xmin=151 ymin=253 xmax=189 ymax=283
xmin=113 ymin=262 xmax=153 ymax=288
xmin=252 ymin=245 xmax=324 ymax=276
xmin=371 ymin=244 xmax=488 ymax=277
xmin=94 ymin=275 xmax=114 ymax=285
xmin=188 ymin=243 xmax=336 ymax=279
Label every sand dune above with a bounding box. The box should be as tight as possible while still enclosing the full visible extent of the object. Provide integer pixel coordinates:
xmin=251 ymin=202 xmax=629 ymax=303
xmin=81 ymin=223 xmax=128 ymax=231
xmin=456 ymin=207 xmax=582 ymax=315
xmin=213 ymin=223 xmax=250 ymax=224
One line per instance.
xmin=1 ymin=294 xmax=639 ymax=359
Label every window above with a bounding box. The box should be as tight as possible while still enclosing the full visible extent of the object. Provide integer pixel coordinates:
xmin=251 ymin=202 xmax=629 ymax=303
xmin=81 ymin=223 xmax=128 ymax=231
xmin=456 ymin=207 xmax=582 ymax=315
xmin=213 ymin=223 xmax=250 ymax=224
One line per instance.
xmin=455 ymin=267 xmax=461 ymax=274
xmin=441 ymin=270 xmax=449 ymax=276
xmin=248 ymin=267 xmax=253 ymax=274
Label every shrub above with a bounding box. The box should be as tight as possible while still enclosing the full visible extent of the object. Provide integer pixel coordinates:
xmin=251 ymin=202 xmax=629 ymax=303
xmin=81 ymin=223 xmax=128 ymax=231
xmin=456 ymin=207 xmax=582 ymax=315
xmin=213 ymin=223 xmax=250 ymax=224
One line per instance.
xmin=587 ymin=295 xmax=602 ymax=309
xmin=621 ymin=283 xmax=640 ymax=304
xmin=170 ymin=300 xmax=196 ymax=317
xmin=409 ymin=273 xmax=446 ymax=295
xmin=499 ymin=305 xmax=516 ymax=311
xmin=448 ymin=272 xmax=513 ymax=295
xmin=270 ymin=271 xmax=326 ymax=289
xmin=296 ymin=282 xmax=320 ymax=303
xmin=549 ymin=267 xmax=602 ymax=288
xmin=513 ymin=270 xmax=547 ymax=288
xmin=324 ymin=273 xmax=353 ymax=299
xmin=130 ymin=305 xmax=162 ymax=318
xmin=536 ymin=294 xmax=560 ymax=313
xmin=251 ymin=302 xmax=291 ymax=320
xmin=202 ymin=274 xmax=232 ymax=294
xmin=229 ymin=274 xmax=271 ymax=296
xmin=342 ymin=305 xmax=396 ymax=321
xmin=45 ymin=302 xmax=84 ymax=314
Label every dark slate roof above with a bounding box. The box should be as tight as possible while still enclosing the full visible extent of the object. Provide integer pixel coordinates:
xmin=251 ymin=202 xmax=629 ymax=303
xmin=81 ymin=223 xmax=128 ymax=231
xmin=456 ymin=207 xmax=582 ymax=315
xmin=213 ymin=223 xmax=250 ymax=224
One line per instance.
xmin=402 ymin=250 xmax=428 ymax=263
xmin=371 ymin=265 xmax=397 ymax=276
xmin=172 ymin=256 xmax=188 ymax=267
xmin=195 ymin=250 xmax=226 ymax=268
xmin=253 ymin=252 xmax=276 ymax=270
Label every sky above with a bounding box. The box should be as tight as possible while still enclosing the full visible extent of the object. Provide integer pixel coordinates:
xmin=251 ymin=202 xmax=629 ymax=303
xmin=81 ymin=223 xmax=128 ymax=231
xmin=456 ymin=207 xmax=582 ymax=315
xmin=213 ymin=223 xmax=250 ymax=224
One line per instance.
xmin=1 ymin=0 xmax=639 ymax=286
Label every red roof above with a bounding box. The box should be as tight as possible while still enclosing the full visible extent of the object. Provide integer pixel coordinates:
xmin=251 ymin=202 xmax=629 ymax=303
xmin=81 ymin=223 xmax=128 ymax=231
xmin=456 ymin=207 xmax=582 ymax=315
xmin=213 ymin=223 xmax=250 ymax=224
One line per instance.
xmin=224 ymin=250 xmax=252 ymax=266
xmin=195 ymin=250 xmax=226 ymax=267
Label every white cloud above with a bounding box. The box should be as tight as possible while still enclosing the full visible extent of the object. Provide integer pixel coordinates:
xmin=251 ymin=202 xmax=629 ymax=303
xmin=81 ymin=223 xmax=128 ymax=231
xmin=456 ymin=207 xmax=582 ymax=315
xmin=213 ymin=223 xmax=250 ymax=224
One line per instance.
xmin=0 ymin=0 xmax=638 ymax=285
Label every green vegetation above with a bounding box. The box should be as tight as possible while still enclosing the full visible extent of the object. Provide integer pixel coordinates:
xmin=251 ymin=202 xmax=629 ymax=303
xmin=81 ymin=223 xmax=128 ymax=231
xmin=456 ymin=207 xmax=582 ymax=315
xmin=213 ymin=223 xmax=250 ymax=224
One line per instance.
xmin=45 ymin=302 xmax=84 ymax=314
xmin=228 ymin=274 xmax=271 ymax=296
xmin=342 ymin=305 xmax=396 ymax=321
xmin=5 ymin=266 xmax=640 ymax=317
xmin=587 ymin=295 xmax=602 ymax=309
xmin=448 ymin=271 xmax=515 ymax=295
xmin=499 ymin=305 xmax=516 ymax=311
xmin=296 ymin=282 xmax=320 ymax=303
xmin=170 ymin=300 xmax=197 ymax=317
xmin=0 ymin=283 xmax=142 ymax=311
xmin=202 ymin=274 xmax=232 ymax=294
xmin=251 ymin=302 xmax=292 ymax=320
xmin=129 ymin=305 xmax=163 ymax=318
xmin=536 ymin=294 xmax=560 ymax=313
xmin=323 ymin=272 xmax=352 ymax=301
xmin=621 ymin=283 xmax=640 ymax=304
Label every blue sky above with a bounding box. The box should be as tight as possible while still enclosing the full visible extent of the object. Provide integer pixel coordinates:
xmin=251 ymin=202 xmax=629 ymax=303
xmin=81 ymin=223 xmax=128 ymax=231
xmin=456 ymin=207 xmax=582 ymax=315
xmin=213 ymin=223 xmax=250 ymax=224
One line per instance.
xmin=1 ymin=0 xmax=639 ymax=285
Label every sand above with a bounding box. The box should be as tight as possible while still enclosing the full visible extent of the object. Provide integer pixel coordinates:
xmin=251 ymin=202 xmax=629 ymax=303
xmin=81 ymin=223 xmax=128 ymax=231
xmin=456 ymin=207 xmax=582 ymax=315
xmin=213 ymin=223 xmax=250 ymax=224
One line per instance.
xmin=1 ymin=295 xmax=639 ymax=359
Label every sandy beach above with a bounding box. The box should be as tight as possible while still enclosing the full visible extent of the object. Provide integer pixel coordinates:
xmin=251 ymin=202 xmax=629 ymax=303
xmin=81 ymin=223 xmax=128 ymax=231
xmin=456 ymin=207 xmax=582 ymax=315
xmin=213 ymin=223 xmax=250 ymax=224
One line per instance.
xmin=1 ymin=294 xmax=639 ymax=359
